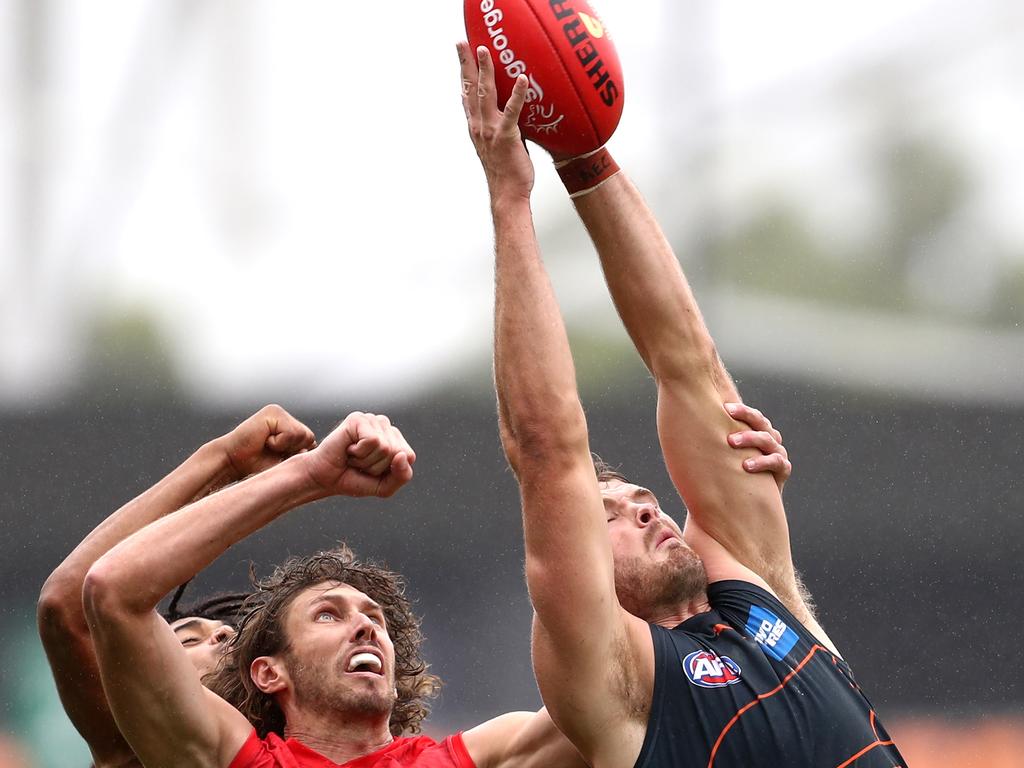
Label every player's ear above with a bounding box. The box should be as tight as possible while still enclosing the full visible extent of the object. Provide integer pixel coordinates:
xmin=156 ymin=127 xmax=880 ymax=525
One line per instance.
xmin=251 ymin=655 xmax=288 ymax=694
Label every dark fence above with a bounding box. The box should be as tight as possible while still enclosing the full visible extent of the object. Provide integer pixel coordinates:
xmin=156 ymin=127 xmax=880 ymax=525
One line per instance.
xmin=2 ymin=373 xmax=1020 ymax=733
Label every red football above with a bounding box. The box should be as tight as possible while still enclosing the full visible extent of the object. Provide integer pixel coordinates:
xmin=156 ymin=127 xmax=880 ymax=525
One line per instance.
xmin=464 ymin=0 xmax=625 ymax=157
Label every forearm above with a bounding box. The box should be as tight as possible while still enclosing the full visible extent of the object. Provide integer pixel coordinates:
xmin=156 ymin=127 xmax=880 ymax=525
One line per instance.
xmin=493 ymin=199 xmax=590 ymax=463
xmin=573 ymin=168 xmax=798 ymax=575
xmin=572 ymin=172 xmax=739 ymax=399
xmin=85 ymin=455 xmax=323 ymax=617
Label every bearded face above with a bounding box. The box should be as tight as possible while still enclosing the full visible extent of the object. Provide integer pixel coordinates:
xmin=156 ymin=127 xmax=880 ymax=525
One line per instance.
xmin=611 ymin=534 xmax=708 ymax=620
xmin=600 ymin=480 xmax=708 ymax=621
xmin=284 ymin=644 xmax=397 ymax=719
xmin=276 ymin=582 xmax=398 ymax=723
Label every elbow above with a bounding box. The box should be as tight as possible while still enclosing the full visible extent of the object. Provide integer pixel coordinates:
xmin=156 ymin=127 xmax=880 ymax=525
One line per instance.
xmin=651 ymin=339 xmax=735 ymax=396
xmin=505 ymin=395 xmax=590 ymax=469
xmin=81 ymin=560 xmax=134 ymax=627
xmin=37 ymin=571 xmax=85 ymax=643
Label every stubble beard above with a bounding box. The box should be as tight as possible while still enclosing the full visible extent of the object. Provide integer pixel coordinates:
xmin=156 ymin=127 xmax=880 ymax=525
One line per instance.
xmin=286 ymin=652 xmax=397 ymax=721
xmin=613 ymin=542 xmax=708 ymax=622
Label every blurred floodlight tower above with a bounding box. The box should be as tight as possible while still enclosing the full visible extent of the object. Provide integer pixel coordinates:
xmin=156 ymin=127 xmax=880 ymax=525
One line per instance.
xmin=655 ymin=0 xmax=716 ymax=273
xmin=4 ymin=0 xmax=54 ymax=402
xmin=0 ymin=1 xmax=272 ymax=406
xmin=2 ymin=0 xmax=215 ymax=405
xmin=203 ymin=0 xmax=267 ymax=262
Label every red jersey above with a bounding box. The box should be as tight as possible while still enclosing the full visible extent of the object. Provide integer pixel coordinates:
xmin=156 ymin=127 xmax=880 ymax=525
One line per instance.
xmin=228 ymin=729 xmax=476 ymax=768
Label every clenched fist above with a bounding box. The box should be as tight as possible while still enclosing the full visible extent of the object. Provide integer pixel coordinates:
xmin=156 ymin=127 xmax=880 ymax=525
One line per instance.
xmin=216 ymin=404 xmax=317 ymax=480
xmin=301 ymin=412 xmax=415 ymax=499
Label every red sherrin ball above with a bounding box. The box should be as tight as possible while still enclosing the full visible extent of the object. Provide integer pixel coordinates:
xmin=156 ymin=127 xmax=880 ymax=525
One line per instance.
xmin=464 ymin=0 xmax=625 ymax=157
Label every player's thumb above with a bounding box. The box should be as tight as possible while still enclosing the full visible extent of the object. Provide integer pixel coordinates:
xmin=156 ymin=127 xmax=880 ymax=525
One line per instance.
xmin=378 ymin=453 xmax=413 ymax=498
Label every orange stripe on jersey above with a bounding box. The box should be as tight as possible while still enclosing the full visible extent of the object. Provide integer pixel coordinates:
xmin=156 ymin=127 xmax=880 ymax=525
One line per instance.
xmin=832 ymin=711 xmax=901 ymax=768
xmin=706 ymin=645 xmax=827 ymax=768
xmin=833 ymin=738 xmax=899 ymax=768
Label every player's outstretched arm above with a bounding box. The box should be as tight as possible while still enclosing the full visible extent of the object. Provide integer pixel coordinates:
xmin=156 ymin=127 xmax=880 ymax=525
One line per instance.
xmin=37 ymin=405 xmax=314 ymax=767
xmin=82 ymin=412 xmax=414 ymax=768
xmin=460 ymin=43 xmax=650 ymax=767
xmin=462 ymin=708 xmax=588 ymax=768
xmin=458 ymin=406 xmax=793 ymax=768
xmin=566 ymin=165 xmax=811 ymax=618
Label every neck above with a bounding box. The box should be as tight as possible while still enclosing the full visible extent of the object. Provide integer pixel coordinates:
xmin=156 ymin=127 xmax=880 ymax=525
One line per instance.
xmin=647 ymin=592 xmax=711 ymax=628
xmin=282 ymin=706 xmax=394 ymax=764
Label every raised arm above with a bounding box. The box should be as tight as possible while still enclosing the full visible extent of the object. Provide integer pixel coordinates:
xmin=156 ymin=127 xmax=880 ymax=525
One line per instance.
xmin=564 ymin=159 xmax=815 ymax=625
xmin=82 ymin=412 xmax=414 ymax=768
xmin=37 ymin=405 xmax=314 ymax=767
xmin=461 ymin=44 xmax=651 ymax=766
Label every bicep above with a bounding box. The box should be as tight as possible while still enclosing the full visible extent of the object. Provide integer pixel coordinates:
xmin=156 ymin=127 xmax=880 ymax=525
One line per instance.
xmin=89 ymin=610 xmax=250 ymax=768
xmin=463 ymin=710 xmax=586 ymax=768
xmin=518 ymin=461 xmax=619 ymax=647
xmin=516 ymin=461 xmax=648 ymax=755
xmin=531 ymin=610 xmax=652 ymax=764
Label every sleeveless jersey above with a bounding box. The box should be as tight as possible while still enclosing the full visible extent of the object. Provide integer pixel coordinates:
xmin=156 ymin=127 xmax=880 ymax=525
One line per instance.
xmin=635 ymin=580 xmax=905 ymax=768
xmin=228 ymin=729 xmax=476 ymax=768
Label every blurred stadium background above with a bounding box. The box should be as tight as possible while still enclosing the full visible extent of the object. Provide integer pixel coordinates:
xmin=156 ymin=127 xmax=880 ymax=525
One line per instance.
xmin=1 ymin=1 xmax=1021 ymax=766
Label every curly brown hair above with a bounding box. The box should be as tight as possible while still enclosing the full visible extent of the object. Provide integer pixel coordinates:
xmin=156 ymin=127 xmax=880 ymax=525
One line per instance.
xmin=204 ymin=544 xmax=440 ymax=738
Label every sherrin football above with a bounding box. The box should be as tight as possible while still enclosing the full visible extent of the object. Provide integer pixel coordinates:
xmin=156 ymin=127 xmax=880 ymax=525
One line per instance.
xmin=464 ymin=0 xmax=625 ymax=157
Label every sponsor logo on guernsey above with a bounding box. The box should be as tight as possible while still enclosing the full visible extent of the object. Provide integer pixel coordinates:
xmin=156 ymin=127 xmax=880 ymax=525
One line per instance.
xmin=745 ymin=605 xmax=800 ymax=662
xmin=683 ymin=650 xmax=742 ymax=688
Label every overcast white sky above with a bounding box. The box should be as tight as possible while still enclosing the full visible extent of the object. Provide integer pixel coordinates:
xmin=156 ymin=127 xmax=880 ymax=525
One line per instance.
xmin=1 ymin=0 xmax=1021 ymax=404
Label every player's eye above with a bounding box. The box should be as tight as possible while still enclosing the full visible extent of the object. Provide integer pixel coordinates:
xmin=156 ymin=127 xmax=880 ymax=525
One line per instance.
xmin=315 ymin=611 xmax=337 ymax=622
xmin=178 ymin=636 xmax=200 ymax=646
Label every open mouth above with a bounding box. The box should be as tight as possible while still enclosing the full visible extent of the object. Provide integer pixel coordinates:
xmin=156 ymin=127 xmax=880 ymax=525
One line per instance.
xmin=346 ymin=651 xmax=383 ymax=675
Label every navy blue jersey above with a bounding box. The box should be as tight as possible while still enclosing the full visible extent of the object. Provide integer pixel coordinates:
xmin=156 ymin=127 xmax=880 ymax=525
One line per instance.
xmin=635 ymin=580 xmax=905 ymax=768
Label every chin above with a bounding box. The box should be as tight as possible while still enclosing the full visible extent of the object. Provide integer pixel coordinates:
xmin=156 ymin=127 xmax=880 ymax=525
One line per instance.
xmin=614 ymin=549 xmax=708 ymax=619
xmin=344 ymin=681 xmax=398 ymax=717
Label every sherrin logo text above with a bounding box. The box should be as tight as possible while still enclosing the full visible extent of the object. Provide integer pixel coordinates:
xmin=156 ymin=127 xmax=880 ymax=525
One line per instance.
xmin=683 ymin=650 xmax=743 ymax=688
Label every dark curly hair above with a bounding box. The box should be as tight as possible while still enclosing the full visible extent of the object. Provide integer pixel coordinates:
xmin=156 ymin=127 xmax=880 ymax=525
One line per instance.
xmin=204 ymin=544 xmax=440 ymax=739
xmin=161 ymin=580 xmax=249 ymax=626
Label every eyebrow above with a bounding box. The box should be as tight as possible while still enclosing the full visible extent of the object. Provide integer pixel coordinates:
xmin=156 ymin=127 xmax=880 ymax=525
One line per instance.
xmin=171 ymin=619 xmax=204 ymax=635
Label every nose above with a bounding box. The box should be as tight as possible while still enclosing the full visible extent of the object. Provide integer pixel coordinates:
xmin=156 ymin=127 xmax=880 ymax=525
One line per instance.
xmin=351 ymin=613 xmax=378 ymax=643
xmin=634 ymin=504 xmax=659 ymax=527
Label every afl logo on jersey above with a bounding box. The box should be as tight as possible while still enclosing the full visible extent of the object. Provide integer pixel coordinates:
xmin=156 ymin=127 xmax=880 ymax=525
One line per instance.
xmin=683 ymin=650 xmax=742 ymax=688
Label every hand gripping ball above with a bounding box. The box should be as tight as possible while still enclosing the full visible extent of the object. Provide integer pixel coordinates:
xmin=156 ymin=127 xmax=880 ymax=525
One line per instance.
xmin=464 ymin=0 xmax=625 ymax=157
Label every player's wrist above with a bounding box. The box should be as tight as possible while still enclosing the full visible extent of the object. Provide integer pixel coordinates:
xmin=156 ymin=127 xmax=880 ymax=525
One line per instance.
xmin=196 ymin=437 xmax=245 ymax=485
xmin=554 ymin=146 xmax=621 ymax=199
xmin=291 ymin=450 xmax=344 ymax=501
xmin=489 ymin=188 xmax=533 ymax=216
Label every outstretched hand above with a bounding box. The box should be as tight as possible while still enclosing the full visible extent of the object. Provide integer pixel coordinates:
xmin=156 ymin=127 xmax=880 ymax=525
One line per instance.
xmin=725 ymin=402 xmax=792 ymax=494
xmin=458 ymin=41 xmax=535 ymax=203
xmin=303 ymin=412 xmax=415 ymax=499
xmin=217 ymin=404 xmax=317 ymax=480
